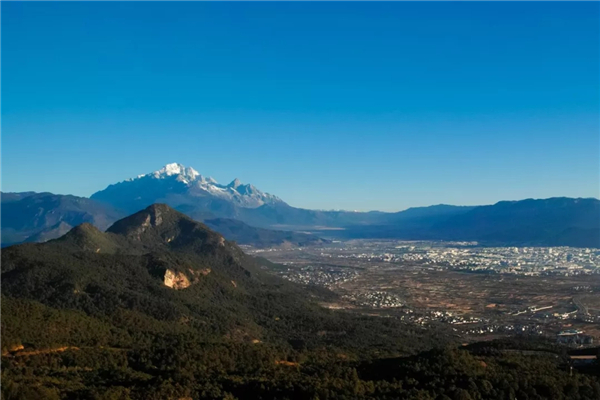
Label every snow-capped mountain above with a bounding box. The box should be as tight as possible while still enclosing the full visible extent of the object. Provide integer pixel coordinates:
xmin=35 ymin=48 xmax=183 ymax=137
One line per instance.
xmin=91 ymin=163 xmax=284 ymax=214
xmin=139 ymin=162 xmax=208 ymax=183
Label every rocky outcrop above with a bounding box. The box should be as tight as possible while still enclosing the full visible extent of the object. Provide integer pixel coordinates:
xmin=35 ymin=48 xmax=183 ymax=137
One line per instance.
xmin=164 ymin=269 xmax=191 ymax=289
xmin=163 ymin=268 xmax=211 ymax=290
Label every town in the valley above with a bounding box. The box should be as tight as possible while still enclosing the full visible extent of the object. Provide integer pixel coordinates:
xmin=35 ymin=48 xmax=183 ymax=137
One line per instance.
xmin=246 ymin=240 xmax=600 ymax=346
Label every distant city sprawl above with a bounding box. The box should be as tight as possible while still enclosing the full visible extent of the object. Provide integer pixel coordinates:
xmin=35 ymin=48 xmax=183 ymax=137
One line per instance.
xmin=248 ymin=240 xmax=600 ymax=344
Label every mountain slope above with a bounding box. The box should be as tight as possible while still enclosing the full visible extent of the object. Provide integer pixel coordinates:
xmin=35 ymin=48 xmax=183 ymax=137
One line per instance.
xmin=430 ymin=197 xmax=600 ymax=247
xmin=1 ymin=205 xmax=306 ymax=344
xmin=0 ymin=191 xmax=125 ymax=246
xmin=328 ymin=204 xmax=477 ymax=240
xmin=329 ymin=199 xmax=600 ymax=248
xmin=391 ymin=204 xmax=476 ymax=222
xmin=203 ymin=217 xmax=330 ymax=248
xmin=237 ymin=201 xmax=389 ymax=228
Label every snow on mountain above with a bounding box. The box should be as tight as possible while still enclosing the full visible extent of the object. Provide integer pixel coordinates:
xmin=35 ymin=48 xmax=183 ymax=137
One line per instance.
xmin=99 ymin=163 xmax=284 ymax=209
xmin=153 ymin=163 xmax=201 ymax=180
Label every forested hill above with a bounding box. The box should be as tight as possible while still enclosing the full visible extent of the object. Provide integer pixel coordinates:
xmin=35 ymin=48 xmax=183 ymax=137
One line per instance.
xmin=2 ymin=203 xmax=329 ymax=332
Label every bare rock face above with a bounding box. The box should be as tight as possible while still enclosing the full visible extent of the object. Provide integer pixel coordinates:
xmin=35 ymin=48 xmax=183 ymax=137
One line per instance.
xmin=163 ymin=268 xmax=211 ymax=290
xmin=123 ymin=205 xmax=165 ymax=241
xmin=152 ymin=207 xmax=163 ymax=226
xmin=131 ymin=214 xmax=152 ymax=240
xmin=164 ymin=269 xmax=191 ymax=290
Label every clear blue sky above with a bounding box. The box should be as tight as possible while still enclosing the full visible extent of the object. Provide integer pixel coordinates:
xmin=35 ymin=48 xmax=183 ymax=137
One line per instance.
xmin=2 ymin=2 xmax=599 ymax=212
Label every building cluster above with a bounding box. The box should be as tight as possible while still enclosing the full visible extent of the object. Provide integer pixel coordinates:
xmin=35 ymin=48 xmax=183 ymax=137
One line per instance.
xmin=256 ymin=241 xmax=599 ymax=345
xmin=402 ymin=310 xmax=486 ymax=326
xmin=322 ymin=245 xmax=600 ymax=276
xmin=342 ymin=290 xmax=403 ymax=309
xmin=429 ymin=310 xmax=484 ymax=325
xmin=464 ymin=323 xmax=544 ymax=336
xmin=278 ymin=266 xmax=358 ymax=287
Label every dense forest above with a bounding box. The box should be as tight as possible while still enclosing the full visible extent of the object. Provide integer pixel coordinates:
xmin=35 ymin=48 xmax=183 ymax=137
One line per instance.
xmin=2 ymin=205 xmax=599 ymax=399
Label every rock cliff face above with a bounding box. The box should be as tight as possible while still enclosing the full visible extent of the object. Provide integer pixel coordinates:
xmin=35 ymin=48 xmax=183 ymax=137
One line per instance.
xmin=163 ymin=267 xmax=212 ymax=290
xmin=128 ymin=207 xmax=164 ymax=240
xmin=163 ymin=269 xmax=191 ymax=289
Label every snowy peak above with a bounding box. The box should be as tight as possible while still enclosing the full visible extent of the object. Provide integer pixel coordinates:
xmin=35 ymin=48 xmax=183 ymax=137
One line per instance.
xmin=228 ymin=178 xmax=242 ymax=189
xmin=93 ymin=163 xmax=285 ymax=210
xmin=150 ymin=163 xmax=202 ymax=183
xmin=158 ymin=163 xmax=188 ymax=176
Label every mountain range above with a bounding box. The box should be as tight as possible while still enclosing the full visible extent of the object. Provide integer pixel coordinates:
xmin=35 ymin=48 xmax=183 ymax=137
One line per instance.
xmin=2 ymin=162 xmax=599 ymax=248
xmin=1 ymin=191 xmax=123 ymax=247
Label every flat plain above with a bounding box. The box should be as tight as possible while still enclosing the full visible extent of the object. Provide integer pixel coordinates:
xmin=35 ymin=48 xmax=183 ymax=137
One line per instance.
xmin=249 ymin=240 xmax=600 ymax=343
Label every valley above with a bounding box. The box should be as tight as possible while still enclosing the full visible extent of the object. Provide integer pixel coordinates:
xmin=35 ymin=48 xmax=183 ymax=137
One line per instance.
xmin=250 ymin=240 xmax=600 ymax=344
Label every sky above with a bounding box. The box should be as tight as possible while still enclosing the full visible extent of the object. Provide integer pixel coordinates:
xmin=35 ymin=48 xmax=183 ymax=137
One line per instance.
xmin=2 ymin=2 xmax=599 ymax=212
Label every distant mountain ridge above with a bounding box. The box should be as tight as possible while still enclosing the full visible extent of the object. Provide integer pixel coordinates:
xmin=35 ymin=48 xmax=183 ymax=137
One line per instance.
xmin=0 ymin=191 xmax=123 ymax=247
xmin=339 ymin=197 xmax=600 ymax=248
xmin=431 ymin=197 xmax=600 ymax=248
xmin=2 ymin=163 xmax=599 ymax=248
